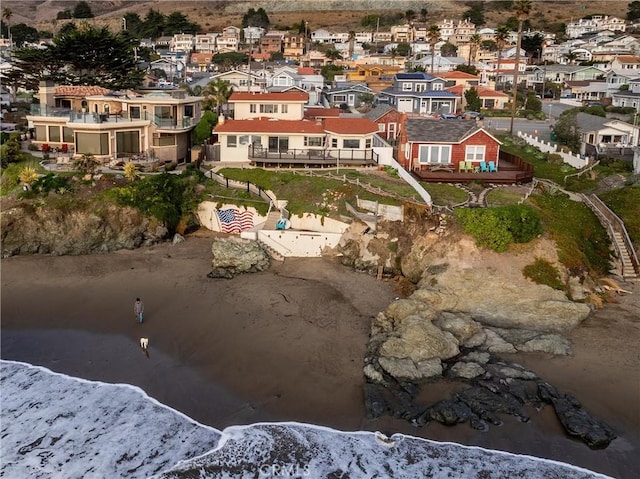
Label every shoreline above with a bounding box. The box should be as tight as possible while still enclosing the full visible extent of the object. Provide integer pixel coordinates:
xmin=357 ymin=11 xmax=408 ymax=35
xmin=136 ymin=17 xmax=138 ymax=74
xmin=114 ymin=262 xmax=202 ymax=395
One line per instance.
xmin=1 ymin=234 xmax=638 ymax=477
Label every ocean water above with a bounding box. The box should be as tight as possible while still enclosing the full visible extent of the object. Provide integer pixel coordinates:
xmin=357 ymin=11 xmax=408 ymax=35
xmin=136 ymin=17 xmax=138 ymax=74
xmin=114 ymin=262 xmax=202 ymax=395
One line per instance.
xmin=1 ymin=360 xmax=613 ymax=479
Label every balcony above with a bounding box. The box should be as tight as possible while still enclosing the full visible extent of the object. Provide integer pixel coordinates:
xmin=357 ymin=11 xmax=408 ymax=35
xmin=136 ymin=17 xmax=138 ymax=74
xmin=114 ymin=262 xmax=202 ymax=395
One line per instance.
xmin=152 ymin=115 xmax=196 ymax=131
xmin=248 ymin=145 xmax=378 ymax=168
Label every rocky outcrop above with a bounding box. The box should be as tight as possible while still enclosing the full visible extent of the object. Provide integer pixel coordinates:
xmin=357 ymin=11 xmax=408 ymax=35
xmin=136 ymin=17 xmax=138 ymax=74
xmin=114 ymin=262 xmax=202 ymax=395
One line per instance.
xmin=1 ymin=203 xmax=168 ymax=257
xmin=208 ymin=237 xmax=270 ymax=279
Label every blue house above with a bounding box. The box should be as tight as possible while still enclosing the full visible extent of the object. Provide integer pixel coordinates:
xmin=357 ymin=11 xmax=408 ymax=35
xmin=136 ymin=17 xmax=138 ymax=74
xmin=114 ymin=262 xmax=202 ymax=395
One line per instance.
xmin=377 ymin=72 xmax=458 ymax=115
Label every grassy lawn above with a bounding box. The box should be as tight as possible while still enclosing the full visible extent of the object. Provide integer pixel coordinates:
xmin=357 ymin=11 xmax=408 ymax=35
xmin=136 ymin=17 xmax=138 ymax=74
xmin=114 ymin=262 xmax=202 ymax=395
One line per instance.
xmin=421 ymin=182 xmax=468 ymax=206
xmin=486 ymin=186 xmax=528 ymax=207
xmin=498 ymin=135 xmax=631 ymax=192
xmin=527 ymin=192 xmax=611 ymax=276
xmin=218 ymin=168 xmax=403 ymax=217
xmin=0 ymin=156 xmax=48 ymax=196
xmin=598 ymin=184 xmax=640 ymax=244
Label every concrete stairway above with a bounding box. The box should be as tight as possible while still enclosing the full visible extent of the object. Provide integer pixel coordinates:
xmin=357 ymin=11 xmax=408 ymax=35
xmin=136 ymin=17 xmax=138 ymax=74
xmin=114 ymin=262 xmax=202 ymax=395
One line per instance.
xmin=262 ymin=211 xmax=282 ymax=230
xmin=258 ymin=239 xmax=285 ymax=262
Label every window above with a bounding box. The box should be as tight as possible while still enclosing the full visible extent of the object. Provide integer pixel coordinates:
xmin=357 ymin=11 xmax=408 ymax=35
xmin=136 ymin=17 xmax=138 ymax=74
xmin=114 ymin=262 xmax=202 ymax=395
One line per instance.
xmin=365 ymin=138 xmax=371 ymax=148
xmin=378 ymin=123 xmax=386 ymax=132
xmin=184 ymin=105 xmax=194 ymax=117
xmin=129 ymin=106 xmax=141 ymax=119
xmin=402 ymin=82 xmax=413 ymax=91
xmin=418 ymin=144 xmax=451 ymax=164
xmin=259 ymin=104 xmax=278 ymax=113
xmin=116 ymin=131 xmax=140 ymax=154
xmin=227 ymin=135 xmax=237 ymax=147
xmin=331 ymin=138 xmax=338 ymax=147
xmin=465 ymin=145 xmax=486 ymax=162
xmin=48 ymin=126 xmax=61 ymax=143
xmin=250 ymin=104 xmax=257 ymax=113
xmin=282 ymin=104 xmax=288 ymax=114
xmin=63 ymin=127 xmax=74 ymax=143
xmin=153 ymin=133 xmax=176 ymax=147
xmin=77 ymin=132 xmax=109 ymax=155
xmin=239 ymin=135 xmax=250 ymax=146
xmin=415 ymin=83 xmax=427 ymax=92
xmin=304 ymin=136 xmax=324 ymax=146
xmin=432 ymin=83 xmax=443 ymax=91
xmin=333 ymin=94 xmax=346 ymax=102
xmin=343 ymin=139 xmax=360 ymax=148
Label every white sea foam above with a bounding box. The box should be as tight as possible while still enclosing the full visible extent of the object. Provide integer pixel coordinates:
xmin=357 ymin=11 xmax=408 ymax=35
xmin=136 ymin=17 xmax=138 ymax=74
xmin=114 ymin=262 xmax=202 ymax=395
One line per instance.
xmin=1 ymin=360 xmax=613 ymax=479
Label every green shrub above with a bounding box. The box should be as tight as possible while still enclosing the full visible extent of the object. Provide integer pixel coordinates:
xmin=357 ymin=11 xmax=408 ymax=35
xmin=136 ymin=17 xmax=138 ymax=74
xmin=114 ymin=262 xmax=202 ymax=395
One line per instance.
xmin=523 ymin=258 xmax=565 ymax=290
xmin=30 ymin=173 xmax=72 ymax=196
xmin=454 ymin=204 xmax=542 ymax=252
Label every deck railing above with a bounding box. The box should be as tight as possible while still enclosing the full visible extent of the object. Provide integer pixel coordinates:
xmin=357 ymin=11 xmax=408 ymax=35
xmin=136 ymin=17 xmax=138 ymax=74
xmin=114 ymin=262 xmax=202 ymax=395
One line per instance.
xmin=248 ymin=145 xmax=378 ymax=164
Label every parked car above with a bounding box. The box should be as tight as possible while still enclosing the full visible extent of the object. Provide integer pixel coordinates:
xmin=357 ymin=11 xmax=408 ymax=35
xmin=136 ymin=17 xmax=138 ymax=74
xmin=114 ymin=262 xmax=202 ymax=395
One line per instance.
xmin=441 ymin=113 xmax=459 ymax=120
xmin=462 ymin=111 xmax=484 ymax=120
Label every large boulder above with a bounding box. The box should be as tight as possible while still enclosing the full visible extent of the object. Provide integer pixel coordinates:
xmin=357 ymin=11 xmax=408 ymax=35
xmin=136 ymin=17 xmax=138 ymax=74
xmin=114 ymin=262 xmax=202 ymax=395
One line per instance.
xmin=208 ymin=237 xmax=270 ymax=278
xmin=415 ymin=268 xmax=591 ymax=333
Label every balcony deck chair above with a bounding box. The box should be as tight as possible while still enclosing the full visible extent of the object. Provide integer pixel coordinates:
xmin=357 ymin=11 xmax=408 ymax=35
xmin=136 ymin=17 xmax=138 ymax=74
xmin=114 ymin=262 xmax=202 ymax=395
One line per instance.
xmin=488 ymin=161 xmax=497 ymax=172
xmin=458 ymin=161 xmax=468 ymax=173
xmin=479 ymin=161 xmax=489 ymax=172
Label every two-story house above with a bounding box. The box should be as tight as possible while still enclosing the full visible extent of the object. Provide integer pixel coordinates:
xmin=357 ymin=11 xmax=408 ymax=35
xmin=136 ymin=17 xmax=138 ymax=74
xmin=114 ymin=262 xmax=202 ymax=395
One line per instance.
xmin=377 ymin=72 xmax=458 ymax=115
xmin=611 ymin=77 xmax=640 ymax=111
xmin=27 ymin=82 xmax=202 ymax=163
xmin=213 ymin=91 xmax=380 ymax=165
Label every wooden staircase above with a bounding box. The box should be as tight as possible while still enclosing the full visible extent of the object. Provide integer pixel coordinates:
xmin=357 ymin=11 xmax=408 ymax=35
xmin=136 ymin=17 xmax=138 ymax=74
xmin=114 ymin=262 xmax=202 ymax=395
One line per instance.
xmin=582 ymin=194 xmax=639 ymax=281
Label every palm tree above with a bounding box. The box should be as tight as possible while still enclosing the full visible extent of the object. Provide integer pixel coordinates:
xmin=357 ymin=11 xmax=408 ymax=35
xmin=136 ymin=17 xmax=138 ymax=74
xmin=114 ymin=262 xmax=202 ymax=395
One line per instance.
xmin=494 ymin=25 xmax=510 ymax=91
xmin=204 ymin=78 xmax=234 ymax=115
xmin=427 ymin=24 xmax=441 ymax=75
xmin=468 ymin=33 xmax=482 ymax=66
xmin=509 ymin=0 xmax=532 ymax=134
xmin=420 ymin=8 xmax=428 ymax=22
xmin=2 ymin=7 xmax=12 ymax=40
xmin=563 ymin=51 xmax=578 ymax=65
xmin=348 ymin=30 xmax=355 ymax=60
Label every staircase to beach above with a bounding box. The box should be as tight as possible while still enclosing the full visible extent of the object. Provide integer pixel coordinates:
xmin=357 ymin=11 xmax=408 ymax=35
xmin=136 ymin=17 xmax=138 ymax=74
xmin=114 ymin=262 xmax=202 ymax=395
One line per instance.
xmin=582 ymin=194 xmax=639 ymax=281
xmin=262 ymin=211 xmax=282 ymax=230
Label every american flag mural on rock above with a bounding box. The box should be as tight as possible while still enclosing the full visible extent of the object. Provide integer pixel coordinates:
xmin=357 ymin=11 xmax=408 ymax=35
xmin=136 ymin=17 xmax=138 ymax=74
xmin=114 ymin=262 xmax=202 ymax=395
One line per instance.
xmin=216 ymin=208 xmax=254 ymax=233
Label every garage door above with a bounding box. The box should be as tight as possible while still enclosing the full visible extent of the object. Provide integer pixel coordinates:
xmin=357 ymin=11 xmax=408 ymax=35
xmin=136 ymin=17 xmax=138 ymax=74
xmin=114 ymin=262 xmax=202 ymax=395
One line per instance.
xmin=397 ymin=98 xmax=414 ymax=113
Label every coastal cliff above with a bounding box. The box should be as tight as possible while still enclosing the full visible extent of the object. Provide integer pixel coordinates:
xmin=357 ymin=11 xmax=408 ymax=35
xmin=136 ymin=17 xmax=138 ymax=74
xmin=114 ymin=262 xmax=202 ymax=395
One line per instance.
xmin=1 ymin=203 xmax=168 ymax=257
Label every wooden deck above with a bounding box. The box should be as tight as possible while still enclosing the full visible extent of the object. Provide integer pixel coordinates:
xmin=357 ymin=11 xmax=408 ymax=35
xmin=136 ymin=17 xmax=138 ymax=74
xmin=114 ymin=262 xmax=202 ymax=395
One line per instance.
xmin=413 ymin=152 xmax=534 ymax=184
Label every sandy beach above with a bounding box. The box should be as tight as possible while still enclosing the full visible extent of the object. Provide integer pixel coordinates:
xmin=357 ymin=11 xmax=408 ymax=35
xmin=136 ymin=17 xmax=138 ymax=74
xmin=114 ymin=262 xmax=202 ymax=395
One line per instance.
xmin=1 ymin=233 xmax=639 ymax=478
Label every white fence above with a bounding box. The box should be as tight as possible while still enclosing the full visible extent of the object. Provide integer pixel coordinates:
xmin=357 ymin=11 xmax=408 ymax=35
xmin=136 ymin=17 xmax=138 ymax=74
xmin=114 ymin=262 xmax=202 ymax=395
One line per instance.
xmin=257 ymin=230 xmax=343 ymax=257
xmin=357 ymin=198 xmax=404 ymax=222
xmin=517 ymin=131 xmax=589 ymax=169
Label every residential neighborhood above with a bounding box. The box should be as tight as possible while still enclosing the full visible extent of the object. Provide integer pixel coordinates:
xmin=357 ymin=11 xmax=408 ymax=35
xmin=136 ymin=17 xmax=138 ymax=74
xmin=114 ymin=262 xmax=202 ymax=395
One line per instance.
xmin=2 ymin=2 xmax=640 ymax=174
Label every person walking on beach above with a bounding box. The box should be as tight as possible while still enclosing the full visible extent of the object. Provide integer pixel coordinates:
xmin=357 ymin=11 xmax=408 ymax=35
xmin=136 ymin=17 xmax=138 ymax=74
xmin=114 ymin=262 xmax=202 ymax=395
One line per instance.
xmin=134 ymin=298 xmax=144 ymax=324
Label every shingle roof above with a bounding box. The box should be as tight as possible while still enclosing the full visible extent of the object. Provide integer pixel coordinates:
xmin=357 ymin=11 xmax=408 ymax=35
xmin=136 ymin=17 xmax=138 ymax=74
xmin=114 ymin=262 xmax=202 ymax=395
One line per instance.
xmin=323 ymin=117 xmax=379 ymax=134
xmin=215 ymin=118 xmax=324 ymax=134
xmin=576 ymin=112 xmax=610 ymax=133
xmin=364 ymin=104 xmax=395 ymax=121
xmin=405 ymin=118 xmax=480 ymax=143
xmin=230 ymin=91 xmax=308 ymax=102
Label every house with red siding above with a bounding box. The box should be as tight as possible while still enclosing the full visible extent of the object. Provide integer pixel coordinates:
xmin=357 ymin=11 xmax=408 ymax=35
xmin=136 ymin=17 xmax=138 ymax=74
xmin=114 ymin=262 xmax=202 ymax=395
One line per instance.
xmin=398 ymin=117 xmax=501 ymax=172
xmin=364 ymin=104 xmax=403 ymax=141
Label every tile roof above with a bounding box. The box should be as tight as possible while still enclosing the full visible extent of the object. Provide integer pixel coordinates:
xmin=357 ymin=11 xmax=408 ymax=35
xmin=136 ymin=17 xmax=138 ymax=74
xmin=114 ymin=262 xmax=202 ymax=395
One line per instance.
xmin=297 ymin=67 xmax=315 ymax=75
xmin=439 ymin=71 xmax=479 ymax=79
xmin=323 ymin=117 xmax=378 ymax=134
xmin=230 ymin=91 xmax=309 ymax=102
xmin=405 ymin=118 xmax=481 ymax=143
xmin=55 ymin=86 xmax=111 ymax=97
xmin=215 ymin=118 xmax=324 ymax=134
xmin=615 ymin=55 xmax=640 ymax=63
xmin=304 ymin=107 xmax=341 ymax=119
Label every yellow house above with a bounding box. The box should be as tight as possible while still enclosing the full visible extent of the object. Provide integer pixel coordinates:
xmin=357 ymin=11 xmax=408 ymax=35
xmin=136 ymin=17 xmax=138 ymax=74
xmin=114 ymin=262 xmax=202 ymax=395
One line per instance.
xmin=27 ymin=82 xmax=203 ymax=163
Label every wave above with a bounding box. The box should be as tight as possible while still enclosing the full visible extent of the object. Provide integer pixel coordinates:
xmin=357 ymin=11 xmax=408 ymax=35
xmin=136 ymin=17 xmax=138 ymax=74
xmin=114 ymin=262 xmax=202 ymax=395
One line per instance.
xmin=1 ymin=360 xmax=612 ymax=479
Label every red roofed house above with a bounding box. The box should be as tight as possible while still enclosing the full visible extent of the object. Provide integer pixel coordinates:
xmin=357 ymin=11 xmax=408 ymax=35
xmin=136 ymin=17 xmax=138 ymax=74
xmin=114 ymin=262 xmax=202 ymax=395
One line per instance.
xmin=439 ymin=70 xmax=480 ymax=88
xmin=446 ymin=85 xmax=509 ymax=110
xmin=398 ymin=116 xmax=501 ymax=173
xmin=231 ymin=91 xmax=309 ymax=120
xmin=214 ymin=91 xmax=380 ymax=165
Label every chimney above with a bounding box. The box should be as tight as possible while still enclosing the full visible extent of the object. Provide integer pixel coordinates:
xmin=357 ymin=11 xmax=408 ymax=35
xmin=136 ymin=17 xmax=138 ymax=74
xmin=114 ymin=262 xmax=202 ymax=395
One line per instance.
xmin=218 ymin=115 xmax=225 ymax=125
xmin=39 ymin=80 xmax=56 ymax=108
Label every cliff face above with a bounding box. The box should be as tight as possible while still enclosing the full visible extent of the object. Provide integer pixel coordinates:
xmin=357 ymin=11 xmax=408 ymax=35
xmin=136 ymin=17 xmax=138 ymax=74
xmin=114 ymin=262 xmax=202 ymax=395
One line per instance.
xmin=1 ymin=203 xmax=168 ymax=257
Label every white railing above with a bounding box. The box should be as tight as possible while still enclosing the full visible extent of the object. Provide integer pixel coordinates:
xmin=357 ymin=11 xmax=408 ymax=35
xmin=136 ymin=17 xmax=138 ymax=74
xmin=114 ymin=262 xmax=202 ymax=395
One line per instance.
xmin=517 ymin=131 xmax=589 ymax=169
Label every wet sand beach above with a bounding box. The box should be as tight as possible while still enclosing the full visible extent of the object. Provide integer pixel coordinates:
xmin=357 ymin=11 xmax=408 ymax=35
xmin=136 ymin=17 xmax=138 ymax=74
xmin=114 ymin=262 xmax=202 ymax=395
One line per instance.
xmin=1 ymin=233 xmax=638 ymax=478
